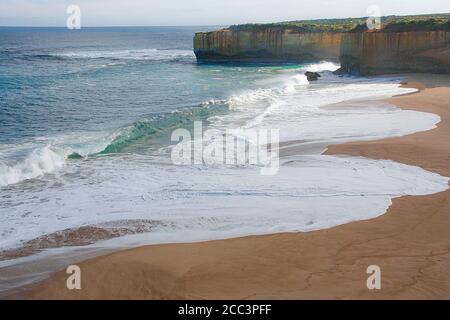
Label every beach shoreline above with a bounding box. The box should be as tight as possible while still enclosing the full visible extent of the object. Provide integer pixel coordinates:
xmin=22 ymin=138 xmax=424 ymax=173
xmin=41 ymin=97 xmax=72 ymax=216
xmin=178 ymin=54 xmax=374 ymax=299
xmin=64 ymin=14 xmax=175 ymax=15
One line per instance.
xmin=7 ymin=73 xmax=450 ymax=300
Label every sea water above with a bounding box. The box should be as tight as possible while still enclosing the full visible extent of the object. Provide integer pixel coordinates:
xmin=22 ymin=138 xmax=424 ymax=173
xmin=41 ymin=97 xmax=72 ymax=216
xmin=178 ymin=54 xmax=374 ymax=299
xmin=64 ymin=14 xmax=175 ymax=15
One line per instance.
xmin=0 ymin=27 xmax=448 ymax=259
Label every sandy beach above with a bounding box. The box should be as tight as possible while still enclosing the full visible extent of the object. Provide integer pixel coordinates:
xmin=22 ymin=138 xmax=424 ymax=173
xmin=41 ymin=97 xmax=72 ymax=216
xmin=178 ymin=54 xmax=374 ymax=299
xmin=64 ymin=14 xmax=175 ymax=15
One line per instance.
xmin=16 ymin=74 xmax=450 ymax=300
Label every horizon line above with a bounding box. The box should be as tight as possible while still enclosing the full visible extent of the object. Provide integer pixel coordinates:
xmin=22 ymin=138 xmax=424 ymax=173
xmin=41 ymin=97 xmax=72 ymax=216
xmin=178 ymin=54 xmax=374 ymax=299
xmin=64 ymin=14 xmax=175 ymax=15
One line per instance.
xmin=0 ymin=25 xmax=224 ymax=28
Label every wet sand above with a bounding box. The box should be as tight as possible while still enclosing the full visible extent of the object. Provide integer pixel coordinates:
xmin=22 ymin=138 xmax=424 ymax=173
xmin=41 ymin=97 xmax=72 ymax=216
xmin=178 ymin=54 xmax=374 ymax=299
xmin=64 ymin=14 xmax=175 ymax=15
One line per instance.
xmin=17 ymin=74 xmax=450 ymax=299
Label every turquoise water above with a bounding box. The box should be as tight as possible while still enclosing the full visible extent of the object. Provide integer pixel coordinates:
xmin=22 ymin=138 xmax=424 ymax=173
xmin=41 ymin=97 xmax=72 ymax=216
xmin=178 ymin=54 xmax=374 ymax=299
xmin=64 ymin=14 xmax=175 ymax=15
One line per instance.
xmin=0 ymin=27 xmax=260 ymax=144
xmin=0 ymin=27 xmax=308 ymax=163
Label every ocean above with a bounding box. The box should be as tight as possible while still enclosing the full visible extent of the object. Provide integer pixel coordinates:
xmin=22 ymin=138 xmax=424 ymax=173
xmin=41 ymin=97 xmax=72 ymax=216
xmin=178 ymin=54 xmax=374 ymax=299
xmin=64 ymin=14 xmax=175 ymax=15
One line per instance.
xmin=0 ymin=27 xmax=448 ymax=267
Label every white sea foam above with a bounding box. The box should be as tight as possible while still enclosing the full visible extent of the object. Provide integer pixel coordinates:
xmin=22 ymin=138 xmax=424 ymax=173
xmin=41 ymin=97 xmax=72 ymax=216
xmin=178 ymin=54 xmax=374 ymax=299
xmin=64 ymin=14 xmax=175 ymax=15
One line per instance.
xmin=54 ymin=48 xmax=194 ymax=61
xmin=208 ymin=69 xmax=428 ymax=142
xmin=304 ymin=61 xmax=340 ymax=72
xmin=0 ymin=146 xmax=66 ymax=187
xmin=0 ymin=64 xmax=439 ymax=188
xmin=0 ymin=132 xmax=114 ymax=187
xmin=0 ymin=154 xmax=448 ymax=251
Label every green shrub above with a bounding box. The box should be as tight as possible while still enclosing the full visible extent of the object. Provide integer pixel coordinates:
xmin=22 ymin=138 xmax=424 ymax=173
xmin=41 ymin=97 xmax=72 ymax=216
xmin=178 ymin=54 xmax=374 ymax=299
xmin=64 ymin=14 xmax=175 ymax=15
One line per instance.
xmin=227 ymin=13 xmax=450 ymax=33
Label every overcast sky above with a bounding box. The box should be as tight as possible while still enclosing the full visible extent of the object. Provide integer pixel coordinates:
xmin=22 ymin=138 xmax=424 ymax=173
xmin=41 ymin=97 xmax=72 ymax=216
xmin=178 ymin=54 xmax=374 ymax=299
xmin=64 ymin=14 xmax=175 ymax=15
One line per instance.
xmin=1 ymin=0 xmax=449 ymax=27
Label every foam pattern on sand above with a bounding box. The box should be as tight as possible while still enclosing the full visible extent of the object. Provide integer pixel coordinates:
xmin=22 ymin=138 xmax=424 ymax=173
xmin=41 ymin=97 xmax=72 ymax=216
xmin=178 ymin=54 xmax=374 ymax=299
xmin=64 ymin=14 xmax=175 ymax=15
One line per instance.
xmin=0 ymin=154 xmax=448 ymax=252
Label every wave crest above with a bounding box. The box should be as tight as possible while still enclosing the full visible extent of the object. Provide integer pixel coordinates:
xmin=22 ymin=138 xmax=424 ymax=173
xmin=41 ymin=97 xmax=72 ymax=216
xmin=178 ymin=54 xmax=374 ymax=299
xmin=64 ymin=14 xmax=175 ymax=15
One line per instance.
xmin=47 ymin=48 xmax=195 ymax=62
xmin=0 ymin=146 xmax=66 ymax=187
xmin=99 ymin=103 xmax=228 ymax=154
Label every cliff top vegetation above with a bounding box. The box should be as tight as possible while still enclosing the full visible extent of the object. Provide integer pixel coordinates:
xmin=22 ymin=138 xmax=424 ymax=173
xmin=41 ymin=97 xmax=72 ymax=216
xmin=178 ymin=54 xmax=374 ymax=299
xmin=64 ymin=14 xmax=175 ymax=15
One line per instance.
xmin=225 ymin=13 xmax=450 ymax=33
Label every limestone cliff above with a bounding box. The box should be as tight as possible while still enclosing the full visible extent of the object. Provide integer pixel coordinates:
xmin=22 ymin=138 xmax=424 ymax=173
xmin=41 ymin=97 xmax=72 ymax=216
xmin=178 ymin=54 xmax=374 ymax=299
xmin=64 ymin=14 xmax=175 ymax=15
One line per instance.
xmin=339 ymin=31 xmax=450 ymax=75
xmin=194 ymin=28 xmax=342 ymax=62
xmin=194 ymin=15 xmax=450 ymax=74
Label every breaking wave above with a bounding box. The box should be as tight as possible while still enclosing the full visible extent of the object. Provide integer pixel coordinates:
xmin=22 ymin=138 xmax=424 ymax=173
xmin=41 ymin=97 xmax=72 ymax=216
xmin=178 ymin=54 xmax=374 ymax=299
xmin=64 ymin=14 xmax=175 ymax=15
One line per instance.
xmin=0 ymin=102 xmax=228 ymax=187
xmin=98 ymin=102 xmax=228 ymax=154
xmin=0 ymin=146 xmax=66 ymax=187
xmin=42 ymin=48 xmax=195 ymax=62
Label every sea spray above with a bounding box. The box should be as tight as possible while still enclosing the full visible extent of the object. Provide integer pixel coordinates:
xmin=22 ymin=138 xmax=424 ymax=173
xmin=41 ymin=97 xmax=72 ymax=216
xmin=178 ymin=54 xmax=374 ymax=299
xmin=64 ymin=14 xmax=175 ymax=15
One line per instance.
xmin=0 ymin=146 xmax=66 ymax=187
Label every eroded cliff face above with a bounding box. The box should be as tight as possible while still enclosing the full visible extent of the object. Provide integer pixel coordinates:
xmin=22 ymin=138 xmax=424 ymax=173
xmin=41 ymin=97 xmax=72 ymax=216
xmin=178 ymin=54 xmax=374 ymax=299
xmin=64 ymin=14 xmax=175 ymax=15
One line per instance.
xmin=194 ymin=28 xmax=342 ymax=62
xmin=340 ymin=31 xmax=450 ymax=75
xmin=194 ymin=27 xmax=450 ymax=75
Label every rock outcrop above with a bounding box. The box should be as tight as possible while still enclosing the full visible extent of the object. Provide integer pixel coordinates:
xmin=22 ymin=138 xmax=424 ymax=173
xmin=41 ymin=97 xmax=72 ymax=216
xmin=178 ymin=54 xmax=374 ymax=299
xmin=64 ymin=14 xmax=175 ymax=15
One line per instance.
xmin=304 ymin=71 xmax=321 ymax=81
xmin=194 ymin=28 xmax=342 ymax=62
xmin=339 ymin=31 xmax=450 ymax=75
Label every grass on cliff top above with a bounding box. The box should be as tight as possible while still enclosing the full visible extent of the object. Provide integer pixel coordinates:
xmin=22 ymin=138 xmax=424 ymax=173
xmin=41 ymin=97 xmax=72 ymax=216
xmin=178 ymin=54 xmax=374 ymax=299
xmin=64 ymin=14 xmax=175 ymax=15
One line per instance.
xmin=227 ymin=13 xmax=450 ymax=33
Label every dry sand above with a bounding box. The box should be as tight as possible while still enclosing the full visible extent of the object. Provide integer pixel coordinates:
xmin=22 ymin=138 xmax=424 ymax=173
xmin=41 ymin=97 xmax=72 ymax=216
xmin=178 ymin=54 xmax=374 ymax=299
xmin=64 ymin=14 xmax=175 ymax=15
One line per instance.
xmin=20 ymin=74 xmax=450 ymax=300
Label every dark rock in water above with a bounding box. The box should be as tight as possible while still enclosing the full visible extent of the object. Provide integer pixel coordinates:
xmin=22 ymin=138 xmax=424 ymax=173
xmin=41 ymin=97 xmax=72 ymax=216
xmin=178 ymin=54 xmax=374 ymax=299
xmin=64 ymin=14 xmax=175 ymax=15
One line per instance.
xmin=305 ymin=71 xmax=321 ymax=81
xmin=68 ymin=152 xmax=83 ymax=160
xmin=333 ymin=65 xmax=360 ymax=76
xmin=332 ymin=67 xmax=345 ymax=75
